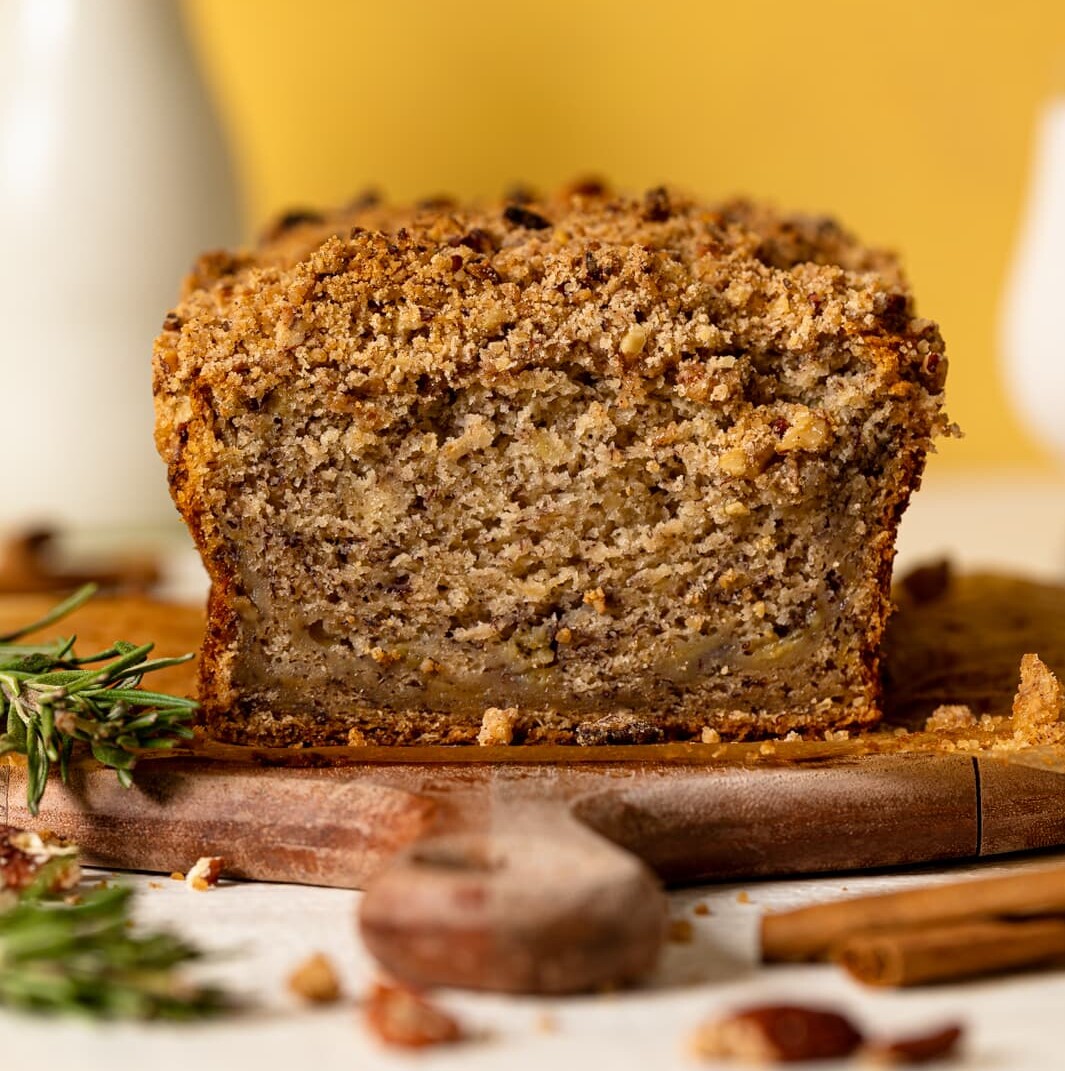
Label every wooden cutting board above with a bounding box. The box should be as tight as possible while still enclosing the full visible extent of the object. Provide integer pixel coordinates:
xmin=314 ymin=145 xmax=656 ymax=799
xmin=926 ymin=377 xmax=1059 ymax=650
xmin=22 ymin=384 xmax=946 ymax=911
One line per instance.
xmin=2 ymin=569 xmax=1065 ymax=994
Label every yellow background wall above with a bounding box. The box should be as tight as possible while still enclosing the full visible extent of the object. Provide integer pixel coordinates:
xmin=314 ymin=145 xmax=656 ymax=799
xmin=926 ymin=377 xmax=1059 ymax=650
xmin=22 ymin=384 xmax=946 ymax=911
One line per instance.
xmin=185 ymin=0 xmax=1065 ymax=470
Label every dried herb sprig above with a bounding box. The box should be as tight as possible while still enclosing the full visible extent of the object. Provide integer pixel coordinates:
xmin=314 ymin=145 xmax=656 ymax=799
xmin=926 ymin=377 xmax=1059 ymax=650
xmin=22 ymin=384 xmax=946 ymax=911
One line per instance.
xmin=0 ymin=585 xmax=198 ymax=814
xmin=0 ymin=883 xmax=228 ymax=1019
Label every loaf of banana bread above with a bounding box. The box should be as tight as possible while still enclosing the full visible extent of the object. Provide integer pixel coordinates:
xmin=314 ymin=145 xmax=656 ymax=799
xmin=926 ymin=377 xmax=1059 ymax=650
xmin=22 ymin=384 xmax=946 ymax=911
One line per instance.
xmin=153 ymin=185 xmax=949 ymax=746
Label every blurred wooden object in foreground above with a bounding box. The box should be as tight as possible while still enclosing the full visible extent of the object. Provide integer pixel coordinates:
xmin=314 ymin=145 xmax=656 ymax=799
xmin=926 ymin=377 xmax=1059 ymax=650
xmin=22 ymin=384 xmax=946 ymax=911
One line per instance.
xmin=0 ymin=527 xmax=160 ymax=595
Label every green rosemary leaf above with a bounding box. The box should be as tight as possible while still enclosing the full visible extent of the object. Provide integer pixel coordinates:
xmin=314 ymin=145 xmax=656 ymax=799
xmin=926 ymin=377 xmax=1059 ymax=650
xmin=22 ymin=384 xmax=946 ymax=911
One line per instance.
xmin=0 ymin=883 xmax=230 ymax=1020
xmin=0 ymin=584 xmax=97 ymax=644
xmin=0 ymin=588 xmax=199 ymax=814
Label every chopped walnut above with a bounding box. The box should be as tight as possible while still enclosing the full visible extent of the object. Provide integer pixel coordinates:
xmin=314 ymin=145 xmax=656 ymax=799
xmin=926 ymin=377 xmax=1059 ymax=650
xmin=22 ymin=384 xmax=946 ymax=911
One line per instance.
xmin=776 ymin=408 xmax=831 ymax=453
xmin=0 ymin=826 xmax=80 ymax=895
xmin=477 ymin=706 xmax=518 ymax=746
xmin=924 ymin=704 xmax=976 ymax=732
xmin=582 ymin=587 xmax=609 ymax=615
xmin=620 ymin=324 xmax=649 ymax=356
xmin=185 ymin=856 xmax=223 ymax=891
xmin=701 ymin=727 xmax=722 ymax=744
xmin=691 ymin=1004 xmax=863 ymax=1064
xmin=364 ymin=982 xmax=463 ymax=1049
xmin=288 ymin=952 xmax=342 ymax=1004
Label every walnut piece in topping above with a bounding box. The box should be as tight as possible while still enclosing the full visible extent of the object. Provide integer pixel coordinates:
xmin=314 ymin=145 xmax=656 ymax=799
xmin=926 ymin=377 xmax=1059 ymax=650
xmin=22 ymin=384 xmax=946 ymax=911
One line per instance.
xmin=364 ymin=982 xmax=463 ymax=1049
xmin=690 ymin=1004 xmax=863 ymax=1064
xmin=288 ymin=952 xmax=342 ymax=1004
xmin=185 ymin=856 xmax=223 ymax=891
xmin=0 ymin=826 xmax=81 ymax=895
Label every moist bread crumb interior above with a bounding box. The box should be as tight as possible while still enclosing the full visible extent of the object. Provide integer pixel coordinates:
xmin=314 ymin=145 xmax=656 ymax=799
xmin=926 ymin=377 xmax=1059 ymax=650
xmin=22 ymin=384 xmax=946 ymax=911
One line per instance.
xmin=153 ymin=185 xmax=949 ymax=746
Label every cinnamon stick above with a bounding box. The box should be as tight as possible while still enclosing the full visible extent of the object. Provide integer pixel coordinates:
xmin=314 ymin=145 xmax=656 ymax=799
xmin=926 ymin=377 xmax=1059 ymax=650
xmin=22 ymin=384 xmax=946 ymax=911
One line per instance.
xmin=761 ymin=864 xmax=1065 ymax=962
xmin=836 ymin=917 xmax=1065 ymax=987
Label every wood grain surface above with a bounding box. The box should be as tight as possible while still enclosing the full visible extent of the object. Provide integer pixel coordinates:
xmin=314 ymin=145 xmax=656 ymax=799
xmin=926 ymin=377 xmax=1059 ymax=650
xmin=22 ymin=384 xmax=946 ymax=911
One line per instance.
xmin=3 ymin=570 xmax=1065 ymax=993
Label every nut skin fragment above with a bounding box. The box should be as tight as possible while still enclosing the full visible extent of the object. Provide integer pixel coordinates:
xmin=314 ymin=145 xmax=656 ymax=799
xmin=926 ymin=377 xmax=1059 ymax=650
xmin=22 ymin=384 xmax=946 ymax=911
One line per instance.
xmin=287 ymin=952 xmax=342 ymax=1004
xmin=364 ymin=982 xmax=463 ymax=1049
xmin=861 ymin=1024 xmax=963 ymax=1066
xmin=691 ymin=1004 xmax=863 ymax=1064
xmin=185 ymin=856 xmax=223 ymax=891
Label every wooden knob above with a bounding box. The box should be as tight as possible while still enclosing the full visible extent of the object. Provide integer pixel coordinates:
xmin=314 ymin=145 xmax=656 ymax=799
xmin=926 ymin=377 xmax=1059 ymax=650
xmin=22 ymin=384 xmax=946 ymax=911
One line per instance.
xmin=359 ymin=812 xmax=667 ymax=994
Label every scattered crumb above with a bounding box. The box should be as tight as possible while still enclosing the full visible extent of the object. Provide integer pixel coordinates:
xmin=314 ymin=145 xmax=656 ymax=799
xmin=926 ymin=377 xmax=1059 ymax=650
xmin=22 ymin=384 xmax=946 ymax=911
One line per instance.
xmin=185 ymin=856 xmax=223 ymax=891
xmin=346 ymin=727 xmax=368 ymax=746
xmin=170 ymin=871 xmax=185 ymax=881
xmin=364 ymin=982 xmax=463 ymax=1049
xmin=535 ymin=1012 xmax=558 ymax=1034
xmin=288 ymin=952 xmax=342 ymax=1004
xmin=736 ymin=891 xmax=751 ymax=904
xmin=668 ymin=919 xmax=695 ymax=944
xmin=823 ymin=729 xmax=851 ymax=742
xmin=478 ymin=706 xmax=518 ymax=746
xmin=582 ymin=587 xmax=609 ymax=615
xmin=701 ymin=727 xmax=721 ymax=744
xmin=1011 ymin=653 xmax=1065 ymax=743
xmin=693 ymin=902 xmax=711 ymax=917
xmin=148 ymin=881 xmax=164 ymax=890
xmin=758 ymin=741 xmax=777 ymax=756
xmin=924 ymin=704 xmax=976 ymax=732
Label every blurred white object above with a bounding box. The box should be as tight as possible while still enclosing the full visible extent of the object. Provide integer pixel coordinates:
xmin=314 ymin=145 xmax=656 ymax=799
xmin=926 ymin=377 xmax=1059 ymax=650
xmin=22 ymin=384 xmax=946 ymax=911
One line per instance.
xmin=1001 ymin=95 xmax=1065 ymax=467
xmin=0 ymin=0 xmax=240 ymax=530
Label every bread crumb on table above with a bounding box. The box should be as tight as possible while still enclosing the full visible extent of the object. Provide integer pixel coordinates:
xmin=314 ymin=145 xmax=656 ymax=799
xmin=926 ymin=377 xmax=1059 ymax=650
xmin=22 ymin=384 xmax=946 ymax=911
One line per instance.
xmin=287 ymin=952 xmax=342 ymax=1004
xmin=668 ymin=919 xmax=695 ymax=944
xmin=185 ymin=856 xmax=223 ymax=891
xmin=477 ymin=706 xmax=518 ymax=746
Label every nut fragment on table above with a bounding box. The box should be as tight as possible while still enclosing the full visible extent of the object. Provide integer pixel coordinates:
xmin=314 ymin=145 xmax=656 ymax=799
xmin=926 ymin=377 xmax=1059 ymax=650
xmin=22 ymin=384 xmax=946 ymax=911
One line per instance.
xmin=861 ymin=1024 xmax=963 ymax=1065
xmin=287 ymin=952 xmax=341 ymax=1004
xmin=0 ymin=825 xmax=81 ymax=895
xmin=364 ymin=981 xmax=463 ymax=1048
xmin=691 ymin=1004 xmax=863 ymax=1064
xmin=185 ymin=856 xmax=223 ymax=891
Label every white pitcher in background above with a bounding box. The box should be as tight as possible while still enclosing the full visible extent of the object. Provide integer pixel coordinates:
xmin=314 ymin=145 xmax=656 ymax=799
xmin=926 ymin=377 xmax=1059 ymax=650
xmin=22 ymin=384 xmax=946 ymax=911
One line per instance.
xmin=1001 ymin=94 xmax=1065 ymax=469
xmin=0 ymin=0 xmax=241 ymax=531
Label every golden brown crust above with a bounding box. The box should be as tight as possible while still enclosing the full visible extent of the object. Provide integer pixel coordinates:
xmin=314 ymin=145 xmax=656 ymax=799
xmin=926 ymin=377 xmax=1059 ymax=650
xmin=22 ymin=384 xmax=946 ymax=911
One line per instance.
xmin=153 ymin=185 xmax=948 ymax=746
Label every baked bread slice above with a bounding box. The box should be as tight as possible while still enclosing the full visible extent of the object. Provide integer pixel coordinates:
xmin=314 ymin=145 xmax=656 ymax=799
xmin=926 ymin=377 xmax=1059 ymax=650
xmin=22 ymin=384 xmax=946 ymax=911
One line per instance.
xmin=153 ymin=185 xmax=949 ymax=746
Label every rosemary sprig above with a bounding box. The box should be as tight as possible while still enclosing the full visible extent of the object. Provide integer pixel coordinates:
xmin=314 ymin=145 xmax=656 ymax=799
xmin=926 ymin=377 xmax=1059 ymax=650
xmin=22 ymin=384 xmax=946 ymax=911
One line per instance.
xmin=0 ymin=585 xmax=198 ymax=815
xmin=0 ymin=884 xmax=228 ymax=1019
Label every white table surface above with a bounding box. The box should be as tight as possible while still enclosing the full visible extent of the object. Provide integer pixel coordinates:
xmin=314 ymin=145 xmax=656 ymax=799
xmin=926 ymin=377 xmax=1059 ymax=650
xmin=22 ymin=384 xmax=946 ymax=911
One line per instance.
xmin=5 ymin=467 xmax=1065 ymax=1070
